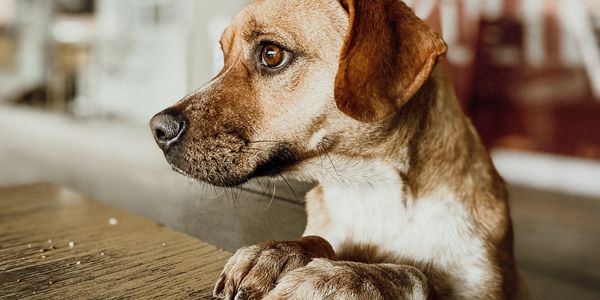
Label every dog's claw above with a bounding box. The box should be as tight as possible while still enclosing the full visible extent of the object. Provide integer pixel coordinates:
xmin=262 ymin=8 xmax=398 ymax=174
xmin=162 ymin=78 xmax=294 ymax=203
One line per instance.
xmin=213 ymin=273 xmax=226 ymax=298
xmin=233 ymin=289 xmax=246 ymax=300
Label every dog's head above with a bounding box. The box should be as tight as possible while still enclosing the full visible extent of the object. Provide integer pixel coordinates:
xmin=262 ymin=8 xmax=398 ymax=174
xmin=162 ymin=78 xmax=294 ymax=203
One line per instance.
xmin=150 ymin=0 xmax=446 ymax=187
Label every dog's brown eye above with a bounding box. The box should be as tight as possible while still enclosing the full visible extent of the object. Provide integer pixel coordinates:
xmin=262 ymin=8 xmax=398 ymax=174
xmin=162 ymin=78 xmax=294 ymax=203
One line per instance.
xmin=260 ymin=44 xmax=288 ymax=69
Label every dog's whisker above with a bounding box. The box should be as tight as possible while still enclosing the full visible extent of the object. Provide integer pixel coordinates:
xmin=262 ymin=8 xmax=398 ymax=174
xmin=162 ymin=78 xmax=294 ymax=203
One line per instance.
xmin=255 ymin=178 xmax=268 ymax=194
xmin=320 ymin=145 xmax=340 ymax=179
xmin=279 ymin=174 xmax=300 ymax=203
xmin=256 ymin=179 xmax=275 ymax=205
xmin=316 ymin=147 xmax=326 ymax=182
xmin=232 ymin=188 xmax=241 ymax=207
xmin=263 ymin=180 xmax=277 ymax=212
xmin=208 ymin=186 xmax=227 ymax=200
xmin=225 ymin=188 xmax=237 ymax=208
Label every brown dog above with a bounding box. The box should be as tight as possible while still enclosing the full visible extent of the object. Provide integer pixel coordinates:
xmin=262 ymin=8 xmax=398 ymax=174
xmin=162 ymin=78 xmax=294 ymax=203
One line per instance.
xmin=150 ymin=0 xmax=528 ymax=299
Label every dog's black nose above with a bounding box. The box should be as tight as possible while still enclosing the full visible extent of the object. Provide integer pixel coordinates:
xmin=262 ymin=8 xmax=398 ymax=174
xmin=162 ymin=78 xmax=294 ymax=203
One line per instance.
xmin=150 ymin=111 xmax=186 ymax=151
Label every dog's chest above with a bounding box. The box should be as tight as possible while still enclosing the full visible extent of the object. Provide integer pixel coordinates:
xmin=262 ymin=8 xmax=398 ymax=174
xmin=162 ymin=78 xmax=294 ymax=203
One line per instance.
xmin=320 ymin=184 xmax=477 ymax=260
xmin=305 ymin=180 xmax=491 ymax=294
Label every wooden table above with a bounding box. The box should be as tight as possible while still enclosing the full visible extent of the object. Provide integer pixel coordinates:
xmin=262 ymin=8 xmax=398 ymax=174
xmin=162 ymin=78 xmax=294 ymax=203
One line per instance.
xmin=0 ymin=183 xmax=231 ymax=299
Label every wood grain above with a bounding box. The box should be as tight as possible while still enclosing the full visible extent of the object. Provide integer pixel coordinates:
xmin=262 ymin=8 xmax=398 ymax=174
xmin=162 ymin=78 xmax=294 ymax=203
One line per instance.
xmin=0 ymin=183 xmax=231 ymax=299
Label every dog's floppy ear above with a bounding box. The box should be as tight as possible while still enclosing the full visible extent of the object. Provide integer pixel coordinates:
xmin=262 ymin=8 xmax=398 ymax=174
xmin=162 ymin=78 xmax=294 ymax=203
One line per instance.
xmin=335 ymin=0 xmax=447 ymax=122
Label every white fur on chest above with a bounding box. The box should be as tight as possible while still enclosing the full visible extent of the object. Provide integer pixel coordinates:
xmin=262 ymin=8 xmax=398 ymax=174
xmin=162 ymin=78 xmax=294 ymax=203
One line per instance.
xmin=297 ymin=159 xmax=492 ymax=296
xmin=318 ymin=184 xmax=483 ymax=266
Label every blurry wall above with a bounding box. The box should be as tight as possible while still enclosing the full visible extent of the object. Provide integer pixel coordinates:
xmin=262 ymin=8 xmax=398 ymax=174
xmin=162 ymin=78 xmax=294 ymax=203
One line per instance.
xmin=79 ymin=0 xmax=249 ymax=123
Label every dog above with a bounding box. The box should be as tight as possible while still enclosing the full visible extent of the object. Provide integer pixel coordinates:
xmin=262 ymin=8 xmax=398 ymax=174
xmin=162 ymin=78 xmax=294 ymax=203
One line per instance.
xmin=150 ymin=0 xmax=529 ymax=299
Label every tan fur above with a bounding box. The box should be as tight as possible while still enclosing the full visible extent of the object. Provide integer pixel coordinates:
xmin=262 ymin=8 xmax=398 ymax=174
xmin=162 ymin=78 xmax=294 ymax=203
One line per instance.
xmin=303 ymin=186 xmax=332 ymax=234
xmin=152 ymin=0 xmax=527 ymax=299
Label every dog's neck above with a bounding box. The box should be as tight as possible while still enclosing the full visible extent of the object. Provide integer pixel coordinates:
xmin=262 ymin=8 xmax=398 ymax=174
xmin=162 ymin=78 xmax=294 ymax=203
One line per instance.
xmin=385 ymin=66 xmax=490 ymax=198
xmin=306 ymin=65 xmax=506 ymax=204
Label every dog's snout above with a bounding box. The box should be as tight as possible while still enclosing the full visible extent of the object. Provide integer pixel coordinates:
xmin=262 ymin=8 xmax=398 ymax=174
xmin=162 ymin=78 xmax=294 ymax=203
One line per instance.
xmin=150 ymin=111 xmax=186 ymax=151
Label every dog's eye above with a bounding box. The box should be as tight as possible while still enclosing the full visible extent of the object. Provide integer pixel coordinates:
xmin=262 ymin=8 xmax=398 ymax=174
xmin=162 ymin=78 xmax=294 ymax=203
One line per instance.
xmin=260 ymin=43 xmax=289 ymax=69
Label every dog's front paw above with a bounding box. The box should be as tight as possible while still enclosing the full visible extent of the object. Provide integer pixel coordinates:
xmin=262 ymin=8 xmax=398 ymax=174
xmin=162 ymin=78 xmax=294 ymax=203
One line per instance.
xmin=213 ymin=236 xmax=335 ymax=300
xmin=264 ymin=259 xmax=429 ymax=300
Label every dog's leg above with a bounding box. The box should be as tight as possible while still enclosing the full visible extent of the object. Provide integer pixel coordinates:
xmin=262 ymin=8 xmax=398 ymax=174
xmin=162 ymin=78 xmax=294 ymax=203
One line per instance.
xmin=213 ymin=236 xmax=336 ymax=300
xmin=264 ymin=259 xmax=429 ymax=300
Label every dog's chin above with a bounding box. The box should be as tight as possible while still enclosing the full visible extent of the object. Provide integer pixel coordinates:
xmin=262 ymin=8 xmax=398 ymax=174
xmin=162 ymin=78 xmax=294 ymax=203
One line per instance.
xmin=167 ymin=163 xmax=249 ymax=187
xmin=165 ymin=155 xmax=253 ymax=187
xmin=164 ymin=142 xmax=299 ymax=188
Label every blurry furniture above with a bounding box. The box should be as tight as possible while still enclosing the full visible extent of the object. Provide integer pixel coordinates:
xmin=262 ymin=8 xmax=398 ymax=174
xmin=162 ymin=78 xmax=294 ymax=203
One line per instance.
xmin=0 ymin=27 xmax=17 ymax=71
xmin=410 ymin=0 xmax=600 ymax=159
xmin=469 ymin=16 xmax=600 ymax=159
xmin=47 ymin=14 xmax=94 ymax=112
xmin=0 ymin=0 xmax=52 ymax=103
xmin=0 ymin=183 xmax=231 ymax=299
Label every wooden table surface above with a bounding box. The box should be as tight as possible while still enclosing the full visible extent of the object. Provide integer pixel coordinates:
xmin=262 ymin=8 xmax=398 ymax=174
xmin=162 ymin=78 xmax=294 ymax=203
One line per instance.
xmin=0 ymin=183 xmax=231 ymax=299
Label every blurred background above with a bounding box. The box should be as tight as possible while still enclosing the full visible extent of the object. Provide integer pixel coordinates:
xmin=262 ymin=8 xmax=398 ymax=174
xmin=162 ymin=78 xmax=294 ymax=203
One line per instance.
xmin=0 ymin=0 xmax=598 ymax=299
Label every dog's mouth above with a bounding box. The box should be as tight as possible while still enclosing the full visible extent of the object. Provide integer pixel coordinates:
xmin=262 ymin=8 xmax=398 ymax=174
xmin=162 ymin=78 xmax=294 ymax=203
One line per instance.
xmin=247 ymin=143 xmax=298 ymax=178
xmin=164 ymin=139 xmax=299 ymax=187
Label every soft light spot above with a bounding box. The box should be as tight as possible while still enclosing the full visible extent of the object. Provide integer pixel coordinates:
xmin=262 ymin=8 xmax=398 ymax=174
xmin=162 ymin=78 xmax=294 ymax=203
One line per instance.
xmin=308 ymin=128 xmax=327 ymax=151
